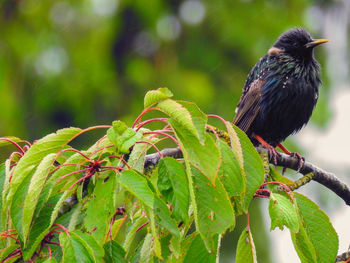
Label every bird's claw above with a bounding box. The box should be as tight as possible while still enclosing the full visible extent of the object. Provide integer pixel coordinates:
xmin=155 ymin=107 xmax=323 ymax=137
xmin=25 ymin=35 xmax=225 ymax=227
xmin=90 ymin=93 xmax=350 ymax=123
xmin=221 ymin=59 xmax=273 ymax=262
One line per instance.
xmin=290 ymin=152 xmax=305 ymax=171
xmin=266 ymin=145 xmax=279 ymax=165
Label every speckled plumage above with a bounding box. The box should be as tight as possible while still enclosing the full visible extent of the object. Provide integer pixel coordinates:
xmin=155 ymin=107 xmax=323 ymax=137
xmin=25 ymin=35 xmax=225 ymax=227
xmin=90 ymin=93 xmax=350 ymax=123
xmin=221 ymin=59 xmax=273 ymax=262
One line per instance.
xmin=233 ymin=28 xmax=326 ymax=146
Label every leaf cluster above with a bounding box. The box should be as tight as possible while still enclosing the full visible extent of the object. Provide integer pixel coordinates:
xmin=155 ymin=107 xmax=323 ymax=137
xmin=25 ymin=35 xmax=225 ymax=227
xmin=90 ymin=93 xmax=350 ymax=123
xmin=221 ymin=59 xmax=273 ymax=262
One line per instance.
xmin=0 ymin=89 xmax=338 ymax=262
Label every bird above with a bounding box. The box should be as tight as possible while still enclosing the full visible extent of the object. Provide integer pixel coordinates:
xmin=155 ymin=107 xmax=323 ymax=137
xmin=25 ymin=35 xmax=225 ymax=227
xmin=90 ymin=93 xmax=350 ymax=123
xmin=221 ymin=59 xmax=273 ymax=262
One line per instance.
xmin=233 ymin=28 xmax=328 ymax=164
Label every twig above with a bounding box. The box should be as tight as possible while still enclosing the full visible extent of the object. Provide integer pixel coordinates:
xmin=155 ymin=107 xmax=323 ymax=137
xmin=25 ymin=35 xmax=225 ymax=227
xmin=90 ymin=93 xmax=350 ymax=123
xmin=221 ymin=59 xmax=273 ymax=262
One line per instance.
xmin=144 ymin=146 xmax=350 ymax=206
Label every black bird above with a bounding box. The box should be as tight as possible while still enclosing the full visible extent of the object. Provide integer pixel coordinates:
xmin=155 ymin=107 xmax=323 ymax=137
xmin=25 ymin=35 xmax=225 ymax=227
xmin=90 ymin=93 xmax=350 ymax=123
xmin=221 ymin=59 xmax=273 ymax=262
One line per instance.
xmin=233 ymin=28 xmax=328 ymax=163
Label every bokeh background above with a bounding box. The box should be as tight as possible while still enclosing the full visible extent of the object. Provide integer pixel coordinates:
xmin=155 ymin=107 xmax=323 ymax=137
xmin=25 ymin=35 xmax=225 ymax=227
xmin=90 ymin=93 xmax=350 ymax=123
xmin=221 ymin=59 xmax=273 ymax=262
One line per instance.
xmin=0 ymin=0 xmax=349 ymax=262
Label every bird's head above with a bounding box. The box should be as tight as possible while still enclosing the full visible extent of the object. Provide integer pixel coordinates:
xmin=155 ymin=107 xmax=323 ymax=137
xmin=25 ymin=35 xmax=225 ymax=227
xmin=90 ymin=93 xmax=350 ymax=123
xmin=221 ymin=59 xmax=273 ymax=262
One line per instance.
xmin=272 ymin=28 xmax=328 ymax=62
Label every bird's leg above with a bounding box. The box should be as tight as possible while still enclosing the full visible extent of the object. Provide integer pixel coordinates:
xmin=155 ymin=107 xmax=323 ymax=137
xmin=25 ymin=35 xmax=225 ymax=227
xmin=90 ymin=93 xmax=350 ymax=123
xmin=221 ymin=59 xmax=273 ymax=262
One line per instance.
xmin=277 ymin=143 xmax=305 ymax=171
xmin=253 ymin=135 xmax=279 ymax=165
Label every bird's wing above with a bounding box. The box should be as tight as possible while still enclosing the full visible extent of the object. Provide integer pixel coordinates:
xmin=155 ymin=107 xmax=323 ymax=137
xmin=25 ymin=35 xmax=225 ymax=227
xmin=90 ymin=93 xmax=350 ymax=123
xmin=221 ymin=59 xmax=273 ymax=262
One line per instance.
xmin=233 ymin=78 xmax=265 ymax=132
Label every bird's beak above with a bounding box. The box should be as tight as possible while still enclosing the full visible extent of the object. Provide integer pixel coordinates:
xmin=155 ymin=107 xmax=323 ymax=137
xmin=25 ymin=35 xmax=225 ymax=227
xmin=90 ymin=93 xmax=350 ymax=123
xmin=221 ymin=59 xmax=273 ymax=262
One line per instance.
xmin=305 ymin=39 xmax=329 ymax=48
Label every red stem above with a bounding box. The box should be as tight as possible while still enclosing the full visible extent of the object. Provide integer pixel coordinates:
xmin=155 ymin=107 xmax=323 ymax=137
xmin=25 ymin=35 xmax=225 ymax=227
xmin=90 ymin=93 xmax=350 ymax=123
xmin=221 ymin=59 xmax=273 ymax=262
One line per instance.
xmin=43 ymin=244 xmax=52 ymax=258
xmin=56 ymin=148 xmax=92 ymax=163
xmin=136 ymin=222 xmax=149 ymax=232
xmin=206 ymin=125 xmax=219 ymax=139
xmin=132 ymin=107 xmax=158 ymax=128
xmin=135 ymin=118 xmax=169 ymax=131
xmin=207 ymin=114 xmax=227 ymax=126
xmin=136 ymin=141 xmax=163 ymax=158
xmin=143 ymin=131 xmax=180 ymax=148
xmin=107 ymin=156 xmax=131 ymax=169
xmin=68 ymin=125 xmax=112 ymax=144
xmin=0 ymin=138 xmax=25 ymax=155
xmin=52 ymin=224 xmax=70 ymax=236
xmin=56 ymin=168 xmax=90 ymax=183
xmin=67 ymin=171 xmax=93 ymax=191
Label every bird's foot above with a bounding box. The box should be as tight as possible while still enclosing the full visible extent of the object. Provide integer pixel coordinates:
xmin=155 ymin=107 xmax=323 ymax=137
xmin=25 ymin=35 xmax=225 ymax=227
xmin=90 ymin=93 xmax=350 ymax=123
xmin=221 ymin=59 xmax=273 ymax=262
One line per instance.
xmin=254 ymin=135 xmax=279 ymax=165
xmin=290 ymin=152 xmax=305 ymax=172
xmin=277 ymin=143 xmax=304 ymax=171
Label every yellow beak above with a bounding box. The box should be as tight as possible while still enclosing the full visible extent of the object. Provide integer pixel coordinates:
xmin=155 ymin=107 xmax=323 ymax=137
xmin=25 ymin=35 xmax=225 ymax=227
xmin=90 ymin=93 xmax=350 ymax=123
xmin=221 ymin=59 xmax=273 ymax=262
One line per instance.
xmin=305 ymin=39 xmax=329 ymax=48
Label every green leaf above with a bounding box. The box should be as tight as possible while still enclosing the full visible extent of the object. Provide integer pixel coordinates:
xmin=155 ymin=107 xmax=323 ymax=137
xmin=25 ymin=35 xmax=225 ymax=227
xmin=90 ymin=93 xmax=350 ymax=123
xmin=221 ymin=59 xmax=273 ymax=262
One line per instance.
xmin=177 ymin=101 xmax=207 ymax=143
xmin=217 ymin=140 xmax=245 ymax=197
xmin=104 ymin=241 xmax=127 ymax=263
xmin=107 ymin=121 xmax=143 ymax=154
xmin=22 ymin=153 xmax=56 ymax=243
xmin=157 ymin=99 xmax=199 ymax=139
xmin=183 ymin=234 xmax=217 ymax=263
xmin=10 ymin=166 xmax=35 ymax=241
xmin=42 ymin=258 xmax=58 ymax=263
xmin=232 ymin=125 xmax=264 ymax=212
xmin=268 ymin=193 xmax=299 ymax=233
xmin=84 ymin=171 xmax=116 ymax=243
xmin=191 ymin=166 xmax=235 ymax=251
xmin=123 ymin=216 xmax=148 ymax=255
xmin=104 ymin=240 xmax=127 ymax=263
xmin=22 ymin=194 xmax=63 ymax=260
xmin=291 ymin=193 xmax=338 ymax=263
xmin=170 ymin=120 xmax=221 ymax=185
xmin=117 ymin=170 xmax=154 ymax=208
xmin=144 ymin=88 xmax=173 ymax=108
xmin=154 ymin=197 xmax=180 ymax=238
xmin=139 ymin=233 xmax=153 ymax=263
xmin=127 ymin=132 xmax=159 ymax=173
xmin=5 ymin=127 xmax=81 ymax=209
xmin=60 ymin=230 xmax=104 ymax=263
xmin=158 ymin=157 xmax=189 ymax=223
xmin=236 ymin=226 xmax=257 ymax=263
xmin=224 ymin=121 xmax=244 ymax=168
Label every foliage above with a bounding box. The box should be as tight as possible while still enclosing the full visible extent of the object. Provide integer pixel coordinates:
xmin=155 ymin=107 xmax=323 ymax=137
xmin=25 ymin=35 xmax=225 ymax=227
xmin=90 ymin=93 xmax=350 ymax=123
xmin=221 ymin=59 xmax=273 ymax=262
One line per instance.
xmin=0 ymin=89 xmax=338 ymax=262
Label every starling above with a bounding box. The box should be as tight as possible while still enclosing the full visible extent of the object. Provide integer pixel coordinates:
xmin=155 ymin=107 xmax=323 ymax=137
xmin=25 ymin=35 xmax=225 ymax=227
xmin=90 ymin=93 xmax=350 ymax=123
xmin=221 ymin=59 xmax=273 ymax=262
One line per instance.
xmin=233 ymin=28 xmax=328 ymax=163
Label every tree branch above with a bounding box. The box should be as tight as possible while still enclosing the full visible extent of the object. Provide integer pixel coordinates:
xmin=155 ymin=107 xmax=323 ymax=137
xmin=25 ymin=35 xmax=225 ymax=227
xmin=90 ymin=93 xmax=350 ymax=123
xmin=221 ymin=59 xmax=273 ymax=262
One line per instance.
xmin=144 ymin=146 xmax=350 ymax=206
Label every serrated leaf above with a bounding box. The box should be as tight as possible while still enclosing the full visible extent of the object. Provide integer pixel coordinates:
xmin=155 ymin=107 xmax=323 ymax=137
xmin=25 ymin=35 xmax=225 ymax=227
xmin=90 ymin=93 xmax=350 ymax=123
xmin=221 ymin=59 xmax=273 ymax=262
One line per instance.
xmin=140 ymin=233 xmax=153 ymax=263
xmin=117 ymin=170 xmax=154 ymax=208
xmin=177 ymin=101 xmax=207 ymax=143
xmin=170 ymin=120 xmax=221 ymax=185
xmin=225 ymin=122 xmax=244 ymax=168
xmin=107 ymin=121 xmax=143 ymax=154
xmin=144 ymin=88 xmax=173 ymax=108
xmin=22 ymin=194 xmax=63 ymax=260
xmin=157 ymin=99 xmax=199 ymax=139
xmin=183 ymin=234 xmax=217 ymax=263
xmin=123 ymin=216 xmax=148 ymax=255
xmin=104 ymin=240 xmax=127 ymax=263
xmin=144 ymin=206 xmax=162 ymax=259
xmin=269 ymin=193 xmax=299 ymax=233
xmin=191 ymin=166 xmax=235 ymax=251
xmin=158 ymin=157 xmax=189 ymax=223
xmin=84 ymin=172 xmax=116 ymax=243
xmin=291 ymin=193 xmax=338 ymax=263
xmin=154 ymin=197 xmax=180 ymax=238
xmin=10 ymin=166 xmax=35 ymax=240
xmin=60 ymin=230 xmax=104 ymax=263
xmin=232 ymin=125 xmax=264 ymax=212
xmin=127 ymin=131 xmax=159 ymax=173
xmin=22 ymin=153 xmax=56 ymax=244
xmin=236 ymin=226 xmax=257 ymax=263
xmin=5 ymin=127 xmax=81 ymax=210
xmin=217 ymin=140 xmax=245 ymax=197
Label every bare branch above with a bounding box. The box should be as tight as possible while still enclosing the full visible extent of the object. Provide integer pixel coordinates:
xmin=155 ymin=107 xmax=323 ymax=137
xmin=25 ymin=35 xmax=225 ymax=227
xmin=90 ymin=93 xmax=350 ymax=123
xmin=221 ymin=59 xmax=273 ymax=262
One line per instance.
xmin=144 ymin=146 xmax=350 ymax=206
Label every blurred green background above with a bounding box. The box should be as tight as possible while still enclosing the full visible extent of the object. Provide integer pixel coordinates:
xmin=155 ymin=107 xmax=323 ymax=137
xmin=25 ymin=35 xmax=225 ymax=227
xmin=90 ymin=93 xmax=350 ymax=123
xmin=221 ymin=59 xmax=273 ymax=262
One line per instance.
xmin=0 ymin=0 xmax=330 ymax=141
xmin=1 ymin=0 xmax=346 ymax=262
